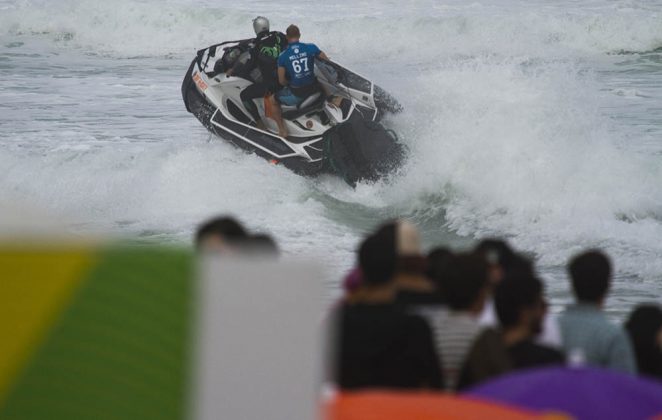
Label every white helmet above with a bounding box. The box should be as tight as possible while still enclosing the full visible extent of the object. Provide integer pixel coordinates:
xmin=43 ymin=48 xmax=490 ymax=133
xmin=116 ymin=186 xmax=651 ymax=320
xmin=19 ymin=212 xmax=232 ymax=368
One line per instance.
xmin=252 ymin=16 xmax=270 ymax=36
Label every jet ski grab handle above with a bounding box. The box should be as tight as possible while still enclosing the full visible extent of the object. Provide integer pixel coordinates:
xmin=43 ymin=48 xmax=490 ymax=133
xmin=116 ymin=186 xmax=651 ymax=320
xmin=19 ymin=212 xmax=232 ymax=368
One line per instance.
xmin=197 ymin=38 xmax=253 ymax=69
xmin=196 ymin=40 xmax=338 ymax=75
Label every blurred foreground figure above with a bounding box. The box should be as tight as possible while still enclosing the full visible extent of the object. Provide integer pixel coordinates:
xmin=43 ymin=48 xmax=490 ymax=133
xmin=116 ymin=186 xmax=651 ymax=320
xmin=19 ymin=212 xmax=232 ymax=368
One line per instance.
xmin=494 ymin=273 xmax=565 ymax=370
xmin=474 ymin=239 xmax=518 ymax=284
xmin=341 ymin=268 xmax=363 ymax=304
xmin=426 ymin=246 xmax=454 ymax=300
xmin=195 ymin=216 xmax=248 ymax=253
xmin=625 ymin=304 xmax=662 ymax=379
xmin=333 ymin=226 xmax=442 ymax=390
xmin=387 ymin=220 xmax=440 ymax=308
xmin=195 ymin=216 xmax=278 ymax=257
xmin=475 ymin=241 xmax=562 ymax=348
xmin=558 ymin=250 xmax=636 ymax=373
xmin=425 ymin=253 xmax=510 ymax=391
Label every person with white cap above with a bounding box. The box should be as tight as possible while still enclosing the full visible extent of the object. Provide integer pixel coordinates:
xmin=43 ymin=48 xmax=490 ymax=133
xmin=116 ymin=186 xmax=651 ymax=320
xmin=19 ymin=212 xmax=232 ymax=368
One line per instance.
xmin=387 ymin=220 xmax=442 ymax=307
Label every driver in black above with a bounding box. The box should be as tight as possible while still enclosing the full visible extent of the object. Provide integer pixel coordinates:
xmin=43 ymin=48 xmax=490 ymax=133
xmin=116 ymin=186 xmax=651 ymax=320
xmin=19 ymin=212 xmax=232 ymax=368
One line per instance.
xmin=226 ymin=16 xmax=287 ymax=130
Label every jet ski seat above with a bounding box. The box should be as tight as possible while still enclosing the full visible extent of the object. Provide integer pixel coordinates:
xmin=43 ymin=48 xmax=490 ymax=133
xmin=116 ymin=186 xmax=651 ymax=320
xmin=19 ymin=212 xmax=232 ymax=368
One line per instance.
xmin=281 ymin=92 xmax=325 ymax=120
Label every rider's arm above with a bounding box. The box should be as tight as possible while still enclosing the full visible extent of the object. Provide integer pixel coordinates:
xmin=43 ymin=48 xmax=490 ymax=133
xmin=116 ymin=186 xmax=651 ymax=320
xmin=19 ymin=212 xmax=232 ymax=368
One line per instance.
xmin=278 ymin=66 xmax=288 ymax=86
xmin=319 ymin=51 xmax=329 ymax=61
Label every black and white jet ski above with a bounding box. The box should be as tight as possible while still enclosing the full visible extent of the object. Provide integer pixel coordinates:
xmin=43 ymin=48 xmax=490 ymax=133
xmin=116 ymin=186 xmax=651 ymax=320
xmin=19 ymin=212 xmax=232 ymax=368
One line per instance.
xmin=181 ymin=39 xmax=404 ymax=186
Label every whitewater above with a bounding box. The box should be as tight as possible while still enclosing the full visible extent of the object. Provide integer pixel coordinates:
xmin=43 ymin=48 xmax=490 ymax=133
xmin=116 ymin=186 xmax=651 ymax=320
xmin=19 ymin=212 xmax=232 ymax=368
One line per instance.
xmin=2 ymin=0 xmax=662 ymax=317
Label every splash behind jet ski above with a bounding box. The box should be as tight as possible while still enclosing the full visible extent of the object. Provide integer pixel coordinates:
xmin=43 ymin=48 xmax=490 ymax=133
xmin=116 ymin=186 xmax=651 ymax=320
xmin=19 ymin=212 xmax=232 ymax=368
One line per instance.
xmin=182 ymin=39 xmax=404 ymax=186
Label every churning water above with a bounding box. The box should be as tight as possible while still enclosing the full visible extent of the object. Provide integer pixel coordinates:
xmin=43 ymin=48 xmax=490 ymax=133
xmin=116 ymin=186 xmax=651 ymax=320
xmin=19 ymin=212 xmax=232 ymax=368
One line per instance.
xmin=2 ymin=0 xmax=662 ymax=316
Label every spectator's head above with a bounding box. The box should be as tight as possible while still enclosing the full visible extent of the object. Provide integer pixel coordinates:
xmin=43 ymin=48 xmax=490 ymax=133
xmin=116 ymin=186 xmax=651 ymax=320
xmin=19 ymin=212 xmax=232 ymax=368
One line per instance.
xmin=506 ymin=253 xmax=535 ymax=277
xmin=427 ymin=246 xmax=454 ymax=301
xmin=245 ymin=234 xmax=280 ymax=257
xmin=444 ymin=253 xmax=489 ymax=313
xmin=395 ymin=220 xmax=427 ymax=275
xmin=475 ymin=239 xmax=515 ymax=269
xmin=625 ymin=304 xmax=662 ymax=377
xmin=195 ymin=216 xmax=248 ymax=253
xmin=495 ymin=274 xmax=547 ymax=337
xmin=376 ymin=220 xmax=427 ymax=275
xmin=568 ymin=250 xmax=611 ymax=305
xmin=475 ymin=239 xmax=533 ymax=284
xmin=358 ymin=224 xmax=397 ymax=288
xmin=286 ymin=24 xmax=301 ymax=42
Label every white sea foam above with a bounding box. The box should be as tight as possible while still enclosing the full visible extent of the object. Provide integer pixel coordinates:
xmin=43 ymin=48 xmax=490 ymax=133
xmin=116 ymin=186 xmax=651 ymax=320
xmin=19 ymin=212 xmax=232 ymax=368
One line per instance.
xmin=2 ymin=0 xmax=662 ymax=57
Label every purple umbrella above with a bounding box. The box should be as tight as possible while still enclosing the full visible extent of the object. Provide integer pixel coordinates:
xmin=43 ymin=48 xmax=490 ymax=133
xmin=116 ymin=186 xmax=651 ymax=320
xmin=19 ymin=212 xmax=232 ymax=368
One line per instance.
xmin=467 ymin=367 xmax=662 ymax=420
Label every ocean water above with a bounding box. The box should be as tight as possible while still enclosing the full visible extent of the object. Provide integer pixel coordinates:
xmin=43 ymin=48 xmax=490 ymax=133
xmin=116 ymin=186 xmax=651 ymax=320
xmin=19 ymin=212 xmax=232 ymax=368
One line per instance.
xmin=2 ymin=0 xmax=662 ymax=317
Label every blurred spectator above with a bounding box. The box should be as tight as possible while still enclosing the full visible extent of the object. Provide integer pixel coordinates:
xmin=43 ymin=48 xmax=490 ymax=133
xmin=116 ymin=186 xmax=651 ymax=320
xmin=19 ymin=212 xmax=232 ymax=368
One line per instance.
xmin=625 ymin=304 xmax=662 ymax=379
xmin=558 ymin=250 xmax=636 ymax=373
xmin=244 ymin=233 xmax=280 ymax=257
xmin=195 ymin=216 xmax=278 ymax=257
xmin=494 ymin=274 xmax=565 ymax=370
xmin=426 ymin=246 xmax=454 ymax=304
xmin=476 ymin=241 xmax=562 ymax=348
xmin=195 ymin=216 xmax=248 ymax=253
xmin=333 ymin=227 xmax=443 ymax=390
xmin=425 ymin=253 xmax=509 ymax=390
xmin=474 ymin=238 xmax=535 ymax=284
xmin=474 ymin=239 xmax=517 ymax=284
xmin=341 ymin=268 xmax=363 ymax=304
xmin=377 ymin=221 xmax=439 ymax=307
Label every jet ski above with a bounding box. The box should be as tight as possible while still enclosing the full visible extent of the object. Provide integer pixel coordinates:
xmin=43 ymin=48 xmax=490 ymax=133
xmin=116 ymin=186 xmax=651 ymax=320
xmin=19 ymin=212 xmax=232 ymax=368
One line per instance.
xmin=181 ymin=39 xmax=404 ymax=186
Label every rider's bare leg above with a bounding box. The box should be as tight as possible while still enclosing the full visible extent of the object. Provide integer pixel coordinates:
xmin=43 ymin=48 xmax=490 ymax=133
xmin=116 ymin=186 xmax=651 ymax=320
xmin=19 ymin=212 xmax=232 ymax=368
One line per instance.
xmin=269 ymin=96 xmax=288 ymax=138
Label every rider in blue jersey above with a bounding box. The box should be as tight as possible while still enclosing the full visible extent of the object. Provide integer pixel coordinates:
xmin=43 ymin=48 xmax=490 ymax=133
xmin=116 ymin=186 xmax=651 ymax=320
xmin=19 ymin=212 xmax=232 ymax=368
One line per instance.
xmin=270 ymin=24 xmax=329 ymax=137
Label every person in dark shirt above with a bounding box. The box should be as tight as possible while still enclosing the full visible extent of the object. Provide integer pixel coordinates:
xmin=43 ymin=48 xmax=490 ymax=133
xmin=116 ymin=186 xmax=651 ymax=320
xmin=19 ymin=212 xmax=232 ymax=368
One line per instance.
xmin=494 ymin=272 xmax=565 ymax=369
xmin=333 ymin=226 xmax=443 ymax=390
xmin=625 ymin=304 xmax=662 ymax=379
xmin=227 ymin=16 xmax=287 ymax=129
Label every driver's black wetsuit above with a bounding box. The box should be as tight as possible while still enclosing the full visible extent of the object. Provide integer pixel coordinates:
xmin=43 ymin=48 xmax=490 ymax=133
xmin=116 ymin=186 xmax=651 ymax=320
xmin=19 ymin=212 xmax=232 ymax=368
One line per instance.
xmin=231 ymin=31 xmax=287 ymax=123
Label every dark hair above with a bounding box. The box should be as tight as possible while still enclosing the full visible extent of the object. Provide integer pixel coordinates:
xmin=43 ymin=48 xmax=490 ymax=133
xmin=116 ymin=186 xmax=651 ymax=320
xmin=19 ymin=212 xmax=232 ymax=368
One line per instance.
xmin=245 ymin=234 xmax=279 ymax=257
xmin=475 ymin=239 xmax=514 ymax=267
xmin=444 ymin=253 xmax=488 ymax=310
xmin=358 ymin=225 xmax=396 ymax=286
xmin=625 ymin=304 xmax=662 ymax=378
xmin=427 ymin=247 xmax=453 ymax=301
xmin=286 ymin=24 xmax=300 ymax=39
xmin=195 ymin=216 xmax=247 ymax=248
xmin=494 ymin=274 xmax=543 ymax=328
xmin=475 ymin=238 xmax=534 ymax=276
xmin=506 ymin=253 xmax=535 ymax=277
xmin=568 ymin=250 xmax=611 ymax=303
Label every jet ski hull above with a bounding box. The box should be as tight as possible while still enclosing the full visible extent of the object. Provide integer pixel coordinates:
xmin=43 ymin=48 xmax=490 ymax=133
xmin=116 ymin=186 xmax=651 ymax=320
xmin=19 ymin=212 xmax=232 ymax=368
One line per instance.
xmin=182 ymin=46 xmax=404 ymax=186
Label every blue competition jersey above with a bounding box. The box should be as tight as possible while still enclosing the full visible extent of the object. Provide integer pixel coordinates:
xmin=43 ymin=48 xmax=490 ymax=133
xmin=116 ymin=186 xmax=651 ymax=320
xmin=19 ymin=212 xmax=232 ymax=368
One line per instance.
xmin=277 ymin=42 xmax=322 ymax=88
